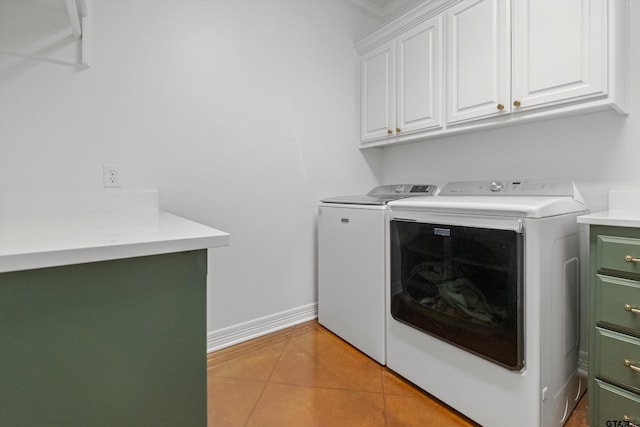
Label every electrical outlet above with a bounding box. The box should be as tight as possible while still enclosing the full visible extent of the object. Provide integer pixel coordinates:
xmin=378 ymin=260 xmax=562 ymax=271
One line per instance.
xmin=103 ymin=165 xmax=121 ymax=188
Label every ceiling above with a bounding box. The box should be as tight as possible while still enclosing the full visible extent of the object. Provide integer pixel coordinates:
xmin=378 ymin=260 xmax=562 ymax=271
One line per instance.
xmin=22 ymin=0 xmax=423 ymax=23
xmin=348 ymin=0 xmax=424 ymax=20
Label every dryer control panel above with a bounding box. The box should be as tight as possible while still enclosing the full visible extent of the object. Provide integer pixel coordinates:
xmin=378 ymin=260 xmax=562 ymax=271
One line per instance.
xmin=440 ymin=180 xmax=579 ymax=198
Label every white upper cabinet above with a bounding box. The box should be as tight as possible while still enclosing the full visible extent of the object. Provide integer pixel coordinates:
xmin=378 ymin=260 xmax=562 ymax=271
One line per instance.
xmin=357 ymin=0 xmax=628 ymax=148
xmin=446 ymin=0 xmax=510 ymax=124
xmin=361 ymin=41 xmax=396 ymax=141
xmin=511 ymin=0 xmax=607 ymax=112
xmin=360 ymin=15 xmax=442 ymax=143
xmin=396 ymin=18 xmax=442 ymax=136
xmin=447 ymin=0 xmax=611 ymax=125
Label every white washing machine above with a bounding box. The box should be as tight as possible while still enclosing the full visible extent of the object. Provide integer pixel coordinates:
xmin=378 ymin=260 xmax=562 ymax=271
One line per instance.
xmin=317 ymin=184 xmax=437 ymax=364
xmin=386 ymin=180 xmax=588 ymax=426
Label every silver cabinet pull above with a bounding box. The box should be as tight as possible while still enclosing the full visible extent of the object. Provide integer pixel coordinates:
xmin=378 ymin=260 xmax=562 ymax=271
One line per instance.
xmin=625 ymin=255 xmax=640 ymax=263
xmin=625 ymin=304 xmax=640 ymax=314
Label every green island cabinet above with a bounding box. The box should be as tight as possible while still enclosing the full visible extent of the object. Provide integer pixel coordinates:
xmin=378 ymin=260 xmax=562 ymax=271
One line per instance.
xmin=581 ymin=219 xmax=640 ymax=426
xmin=0 ymin=191 xmax=229 ymax=427
xmin=0 ymin=251 xmax=208 ymax=427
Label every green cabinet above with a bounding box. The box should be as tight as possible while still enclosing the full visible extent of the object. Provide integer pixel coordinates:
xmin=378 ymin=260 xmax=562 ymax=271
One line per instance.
xmin=589 ymin=226 xmax=640 ymax=426
xmin=0 ymin=250 xmax=208 ymax=427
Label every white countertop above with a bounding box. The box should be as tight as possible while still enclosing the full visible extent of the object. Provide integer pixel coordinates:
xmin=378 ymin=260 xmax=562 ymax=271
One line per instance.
xmin=577 ymin=211 xmax=640 ymax=228
xmin=577 ymin=190 xmax=640 ymax=228
xmin=0 ymin=191 xmax=230 ymax=273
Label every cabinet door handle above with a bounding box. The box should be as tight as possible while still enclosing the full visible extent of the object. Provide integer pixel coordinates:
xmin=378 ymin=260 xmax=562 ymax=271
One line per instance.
xmin=625 ymin=359 xmax=640 ymax=372
xmin=395 ymin=128 xmax=401 ymax=133
xmin=497 ymin=103 xmax=505 ymax=111
xmin=623 ymin=416 xmax=640 ymax=427
xmin=626 ymin=255 xmax=640 ymax=263
xmin=387 ymin=129 xmax=393 ymax=135
xmin=513 ymin=100 xmax=521 ymax=108
xmin=624 ymin=304 xmax=640 ymax=314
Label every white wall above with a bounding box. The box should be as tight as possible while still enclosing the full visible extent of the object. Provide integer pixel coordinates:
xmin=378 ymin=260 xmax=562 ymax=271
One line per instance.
xmin=381 ymin=109 xmax=629 ymax=210
xmin=0 ymin=0 xmax=382 ymax=334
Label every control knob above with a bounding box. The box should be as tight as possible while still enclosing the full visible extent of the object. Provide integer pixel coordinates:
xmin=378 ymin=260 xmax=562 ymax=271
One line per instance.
xmin=490 ymin=181 xmax=504 ymax=192
xmin=394 ymin=185 xmax=406 ymax=193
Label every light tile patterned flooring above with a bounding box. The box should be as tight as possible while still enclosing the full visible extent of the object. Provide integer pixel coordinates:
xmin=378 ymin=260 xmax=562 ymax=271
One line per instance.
xmin=207 ymin=320 xmax=587 ymax=426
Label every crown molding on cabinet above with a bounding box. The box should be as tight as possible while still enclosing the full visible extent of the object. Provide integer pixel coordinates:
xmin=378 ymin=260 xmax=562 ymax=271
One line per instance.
xmin=348 ymin=0 xmax=425 ymax=20
xmin=355 ymin=0 xmax=461 ymax=54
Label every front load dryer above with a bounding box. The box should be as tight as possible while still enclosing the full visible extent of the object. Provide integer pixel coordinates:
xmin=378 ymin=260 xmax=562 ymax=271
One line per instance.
xmin=386 ymin=179 xmax=588 ymax=426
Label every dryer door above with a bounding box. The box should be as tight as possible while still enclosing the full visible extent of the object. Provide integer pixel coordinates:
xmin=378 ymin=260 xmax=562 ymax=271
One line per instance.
xmin=389 ymin=213 xmax=524 ymax=371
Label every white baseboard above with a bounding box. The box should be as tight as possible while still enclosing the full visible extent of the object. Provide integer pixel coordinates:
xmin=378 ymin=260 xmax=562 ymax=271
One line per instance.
xmin=207 ymin=302 xmax=318 ymax=353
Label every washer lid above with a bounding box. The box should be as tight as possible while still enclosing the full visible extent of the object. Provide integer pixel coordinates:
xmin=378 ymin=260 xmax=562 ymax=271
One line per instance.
xmin=320 ymin=195 xmax=396 ymax=205
xmin=321 ymin=184 xmax=437 ymax=205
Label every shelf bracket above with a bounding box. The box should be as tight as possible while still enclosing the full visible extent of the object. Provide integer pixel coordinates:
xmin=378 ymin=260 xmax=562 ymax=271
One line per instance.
xmin=64 ymin=0 xmax=92 ymax=67
xmin=65 ymin=0 xmax=82 ymax=38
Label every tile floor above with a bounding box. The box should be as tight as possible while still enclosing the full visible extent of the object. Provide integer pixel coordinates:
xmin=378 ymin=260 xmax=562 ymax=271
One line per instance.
xmin=207 ymin=320 xmax=587 ymax=426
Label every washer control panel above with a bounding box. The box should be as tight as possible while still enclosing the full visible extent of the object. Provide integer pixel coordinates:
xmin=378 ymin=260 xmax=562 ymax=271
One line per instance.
xmin=368 ymin=184 xmax=437 ymax=197
xmin=441 ymin=180 xmax=577 ymax=197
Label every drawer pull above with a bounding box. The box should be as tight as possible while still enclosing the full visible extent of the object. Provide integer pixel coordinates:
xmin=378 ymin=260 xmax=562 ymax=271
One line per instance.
xmin=623 ymin=416 xmax=640 ymax=427
xmin=625 ymin=255 xmax=640 ymax=263
xmin=624 ymin=359 xmax=640 ymax=373
xmin=625 ymin=304 xmax=640 ymax=314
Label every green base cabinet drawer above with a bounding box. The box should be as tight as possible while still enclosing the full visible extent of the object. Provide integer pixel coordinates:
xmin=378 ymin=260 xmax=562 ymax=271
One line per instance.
xmin=595 ymin=275 xmax=640 ymax=333
xmin=590 ymin=226 xmax=640 ymax=426
xmin=598 ymin=235 xmax=640 ymax=278
xmin=595 ymin=327 xmax=640 ymax=392
xmin=592 ymin=379 xmax=640 ymax=427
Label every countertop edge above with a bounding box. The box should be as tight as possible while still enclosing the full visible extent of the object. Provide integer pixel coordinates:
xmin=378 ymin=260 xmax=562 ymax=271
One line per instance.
xmin=577 ymin=211 xmax=640 ymax=228
xmin=0 ymin=233 xmax=230 ymax=273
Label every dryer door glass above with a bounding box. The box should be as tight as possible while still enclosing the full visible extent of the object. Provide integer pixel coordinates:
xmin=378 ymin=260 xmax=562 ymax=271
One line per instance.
xmin=390 ymin=220 xmax=524 ymax=371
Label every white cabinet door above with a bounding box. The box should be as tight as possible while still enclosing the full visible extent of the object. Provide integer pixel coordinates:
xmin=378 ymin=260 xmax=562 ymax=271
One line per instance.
xmin=361 ymin=41 xmax=395 ymax=141
xmin=511 ymin=0 xmax=606 ymax=112
xmin=446 ymin=0 xmax=511 ymax=125
xmin=396 ymin=16 xmax=443 ymax=135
